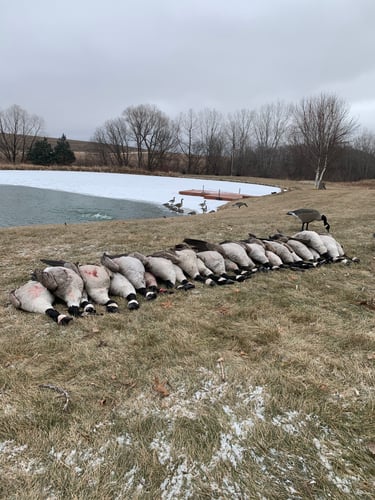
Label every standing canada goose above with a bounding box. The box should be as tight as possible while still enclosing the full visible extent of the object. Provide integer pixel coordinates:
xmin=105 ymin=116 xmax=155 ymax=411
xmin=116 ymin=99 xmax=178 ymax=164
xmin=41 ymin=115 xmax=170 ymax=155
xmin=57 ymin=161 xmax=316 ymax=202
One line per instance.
xmin=163 ymin=196 xmax=176 ymax=208
xmin=287 ymin=209 xmax=330 ymax=232
xmin=101 ymin=253 xmax=157 ymax=300
xmin=78 ymin=264 xmax=119 ymax=313
xmin=174 ymin=198 xmax=184 ymax=210
xmin=233 ymin=201 xmax=248 ymax=208
xmin=199 ymin=200 xmax=208 ymax=213
xmin=9 ymin=280 xmax=73 ymax=325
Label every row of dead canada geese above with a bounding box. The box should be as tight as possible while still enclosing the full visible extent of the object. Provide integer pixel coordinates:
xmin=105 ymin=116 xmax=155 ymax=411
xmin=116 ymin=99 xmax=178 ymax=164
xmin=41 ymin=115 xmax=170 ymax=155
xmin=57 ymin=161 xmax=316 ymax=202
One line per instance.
xmin=9 ymin=228 xmax=359 ymax=325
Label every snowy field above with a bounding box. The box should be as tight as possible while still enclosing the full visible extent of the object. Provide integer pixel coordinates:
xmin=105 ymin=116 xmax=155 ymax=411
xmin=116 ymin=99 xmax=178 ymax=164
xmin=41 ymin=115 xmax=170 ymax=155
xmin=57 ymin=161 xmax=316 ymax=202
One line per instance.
xmin=0 ymin=170 xmax=279 ymax=213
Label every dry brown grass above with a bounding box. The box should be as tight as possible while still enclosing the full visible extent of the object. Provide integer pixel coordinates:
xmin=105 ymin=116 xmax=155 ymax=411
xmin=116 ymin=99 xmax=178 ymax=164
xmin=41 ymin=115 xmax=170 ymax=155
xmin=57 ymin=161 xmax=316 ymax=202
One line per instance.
xmin=0 ymin=176 xmax=374 ymax=498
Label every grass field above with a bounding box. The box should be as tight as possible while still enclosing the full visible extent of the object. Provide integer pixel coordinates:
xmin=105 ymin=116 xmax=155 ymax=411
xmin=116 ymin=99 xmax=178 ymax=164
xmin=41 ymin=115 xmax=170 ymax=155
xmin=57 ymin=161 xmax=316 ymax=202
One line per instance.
xmin=0 ymin=175 xmax=374 ymax=499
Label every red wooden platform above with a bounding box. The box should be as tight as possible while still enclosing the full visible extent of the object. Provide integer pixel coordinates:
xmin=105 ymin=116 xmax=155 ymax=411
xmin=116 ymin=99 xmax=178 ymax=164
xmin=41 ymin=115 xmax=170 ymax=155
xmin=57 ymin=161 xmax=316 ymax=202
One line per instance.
xmin=178 ymin=189 xmax=250 ymax=201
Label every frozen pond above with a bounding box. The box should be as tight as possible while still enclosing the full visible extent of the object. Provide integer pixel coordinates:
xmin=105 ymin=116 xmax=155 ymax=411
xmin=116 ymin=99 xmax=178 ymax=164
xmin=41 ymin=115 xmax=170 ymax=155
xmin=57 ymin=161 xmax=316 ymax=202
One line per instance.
xmin=0 ymin=170 xmax=279 ymax=227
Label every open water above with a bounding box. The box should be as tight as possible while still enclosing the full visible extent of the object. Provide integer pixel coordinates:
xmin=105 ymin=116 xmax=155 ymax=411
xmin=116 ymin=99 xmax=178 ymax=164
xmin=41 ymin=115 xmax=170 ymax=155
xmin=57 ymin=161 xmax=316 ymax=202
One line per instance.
xmin=0 ymin=185 xmax=177 ymax=227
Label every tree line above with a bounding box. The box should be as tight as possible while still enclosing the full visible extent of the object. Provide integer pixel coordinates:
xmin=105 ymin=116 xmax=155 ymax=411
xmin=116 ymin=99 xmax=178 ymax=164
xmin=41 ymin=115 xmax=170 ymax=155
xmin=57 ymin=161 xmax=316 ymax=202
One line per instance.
xmin=1 ymin=95 xmax=375 ymax=186
xmin=0 ymin=105 xmax=75 ymax=166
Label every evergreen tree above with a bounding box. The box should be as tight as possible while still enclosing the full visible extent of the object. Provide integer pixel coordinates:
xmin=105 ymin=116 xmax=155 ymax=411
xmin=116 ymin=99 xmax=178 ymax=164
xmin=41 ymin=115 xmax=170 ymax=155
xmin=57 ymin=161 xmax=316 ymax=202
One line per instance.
xmin=54 ymin=134 xmax=76 ymax=165
xmin=27 ymin=137 xmax=54 ymax=165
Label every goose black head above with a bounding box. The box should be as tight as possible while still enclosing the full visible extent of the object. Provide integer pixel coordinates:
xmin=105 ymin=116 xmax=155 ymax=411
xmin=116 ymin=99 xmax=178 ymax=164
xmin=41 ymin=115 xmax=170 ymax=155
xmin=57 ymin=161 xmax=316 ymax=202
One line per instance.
xmin=321 ymin=215 xmax=330 ymax=232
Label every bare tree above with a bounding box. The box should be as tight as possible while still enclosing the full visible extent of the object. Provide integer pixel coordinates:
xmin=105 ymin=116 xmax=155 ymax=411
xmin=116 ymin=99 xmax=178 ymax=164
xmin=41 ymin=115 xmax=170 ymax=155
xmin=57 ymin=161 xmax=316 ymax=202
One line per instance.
xmin=92 ymin=117 xmax=130 ymax=167
xmin=252 ymin=101 xmax=291 ymax=177
xmin=175 ymin=109 xmax=202 ymax=174
xmin=123 ymin=104 xmax=153 ymax=169
xmin=0 ymin=104 xmax=44 ymax=163
xmin=225 ymin=109 xmax=253 ymax=176
xmin=122 ymin=104 xmax=176 ymax=170
xmin=292 ymin=93 xmax=358 ymax=188
xmin=350 ymin=128 xmax=375 ymax=179
xmin=196 ymin=108 xmax=226 ymax=175
xmin=353 ymin=128 xmax=375 ymax=155
xmin=140 ymin=109 xmax=177 ymax=171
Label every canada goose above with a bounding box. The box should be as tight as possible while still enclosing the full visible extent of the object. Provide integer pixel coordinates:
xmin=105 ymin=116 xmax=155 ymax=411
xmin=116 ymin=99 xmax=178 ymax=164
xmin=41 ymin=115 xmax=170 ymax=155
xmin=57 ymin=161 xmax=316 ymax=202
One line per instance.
xmin=219 ymin=241 xmax=256 ymax=271
xmin=176 ymin=241 xmax=241 ymax=283
xmin=108 ymin=272 xmax=139 ymax=310
xmin=182 ymin=238 xmax=246 ymax=281
xmin=174 ymin=198 xmax=184 ymax=209
xmin=9 ymin=280 xmax=73 ymax=325
xmin=101 ymin=253 xmax=157 ymax=300
xmin=282 ymin=238 xmax=316 ymax=262
xmin=318 ymin=234 xmax=359 ymax=264
xmin=241 ymin=239 xmax=271 ymax=268
xmin=268 ymin=233 xmax=318 ymax=263
xmin=196 ymin=251 xmax=238 ymax=284
xmin=168 ymin=196 xmax=176 ymax=204
xmin=137 ymin=251 xmax=195 ymax=290
xmin=264 ymin=250 xmax=284 ymax=269
xmin=199 ymin=200 xmax=208 ymax=213
xmin=78 ymin=264 xmax=119 ymax=313
xmin=144 ymin=271 xmax=160 ymax=293
xmin=33 ymin=264 xmax=86 ymax=317
xmin=184 ymin=237 xmax=255 ymax=272
xmin=291 ymin=231 xmax=329 ymax=259
xmin=158 ymin=243 xmax=211 ymax=285
xmin=38 ymin=259 xmax=96 ymax=314
xmin=287 ymin=209 xmax=330 ymax=232
xmin=262 ymin=239 xmax=308 ymax=268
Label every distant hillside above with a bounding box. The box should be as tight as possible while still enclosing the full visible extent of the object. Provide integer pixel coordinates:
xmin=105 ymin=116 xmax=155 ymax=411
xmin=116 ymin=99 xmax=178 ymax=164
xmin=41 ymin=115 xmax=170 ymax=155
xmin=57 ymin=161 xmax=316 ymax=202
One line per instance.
xmin=46 ymin=137 xmax=99 ymax=153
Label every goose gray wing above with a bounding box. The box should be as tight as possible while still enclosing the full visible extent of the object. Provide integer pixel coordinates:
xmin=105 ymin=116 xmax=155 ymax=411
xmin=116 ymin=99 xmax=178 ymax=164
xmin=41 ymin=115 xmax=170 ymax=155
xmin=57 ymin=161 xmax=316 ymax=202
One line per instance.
xmin=40 ymin=259 xmax=80 ymax=275
xmin=32 ymin=268 xmax=59 ymax=292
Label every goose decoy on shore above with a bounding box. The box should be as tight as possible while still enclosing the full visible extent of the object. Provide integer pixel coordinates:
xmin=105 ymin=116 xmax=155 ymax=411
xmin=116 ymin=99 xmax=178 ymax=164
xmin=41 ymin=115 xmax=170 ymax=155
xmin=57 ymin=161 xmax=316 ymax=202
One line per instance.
xmin=163 ymin=196 xmax=176 ymax=208
xmin=199 ymin=200 xmax=208 ymax=213
xmin=174 ymin=198 xmax=184 ymax=210
xmin=287 ymin=209 xmax=330 ymax=232
xmin=9 ymin=280 xmax=73 ymax=325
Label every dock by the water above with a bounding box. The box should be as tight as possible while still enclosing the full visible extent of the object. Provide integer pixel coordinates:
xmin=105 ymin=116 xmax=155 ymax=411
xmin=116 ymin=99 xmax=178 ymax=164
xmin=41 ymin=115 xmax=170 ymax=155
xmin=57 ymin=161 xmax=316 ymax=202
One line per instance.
xmin=178 ymin=189 xmax=251 ymax=201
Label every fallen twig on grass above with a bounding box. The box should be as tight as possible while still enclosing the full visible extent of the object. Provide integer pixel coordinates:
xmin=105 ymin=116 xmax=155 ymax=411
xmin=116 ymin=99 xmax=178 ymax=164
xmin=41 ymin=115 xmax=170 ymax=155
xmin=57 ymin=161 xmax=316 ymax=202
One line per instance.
xmin=217 ymin=357 xmax=226 ymax=382
xmin=39 ymin=383 xmax=71 ymax=411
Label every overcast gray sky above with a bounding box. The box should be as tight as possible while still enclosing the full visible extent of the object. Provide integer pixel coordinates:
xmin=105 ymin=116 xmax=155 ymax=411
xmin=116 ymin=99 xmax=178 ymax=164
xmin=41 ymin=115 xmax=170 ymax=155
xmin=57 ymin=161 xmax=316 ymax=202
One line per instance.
xmin=2 ymin=0 xmax=375 ymax=140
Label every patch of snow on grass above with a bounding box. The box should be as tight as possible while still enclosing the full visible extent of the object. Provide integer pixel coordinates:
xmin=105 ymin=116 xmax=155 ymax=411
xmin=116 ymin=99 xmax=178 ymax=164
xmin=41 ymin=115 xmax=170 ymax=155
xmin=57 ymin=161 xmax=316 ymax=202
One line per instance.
xmin=116 ymin=433 xmax=132 ymax=447
xmin=313 ymin=438 xmax=361 ymax=494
